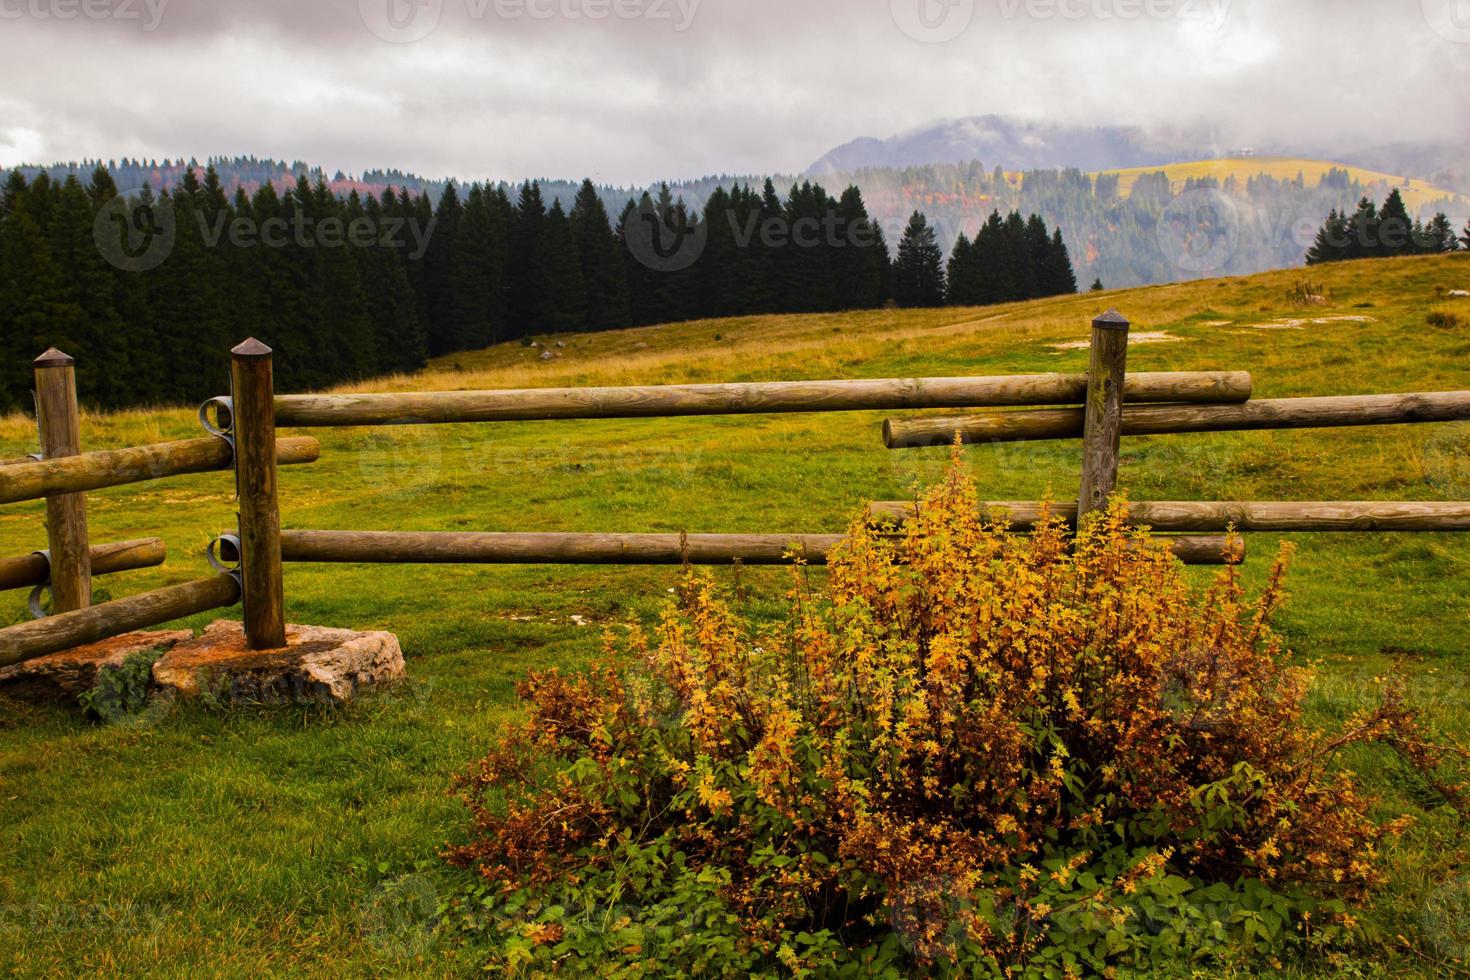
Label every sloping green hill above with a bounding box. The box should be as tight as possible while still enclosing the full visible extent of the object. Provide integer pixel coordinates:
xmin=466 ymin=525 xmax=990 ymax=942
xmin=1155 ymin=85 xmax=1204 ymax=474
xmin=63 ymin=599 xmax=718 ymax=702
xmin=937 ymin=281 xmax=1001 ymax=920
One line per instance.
xmin=2 ymin=253 xmax=1469 ymax=974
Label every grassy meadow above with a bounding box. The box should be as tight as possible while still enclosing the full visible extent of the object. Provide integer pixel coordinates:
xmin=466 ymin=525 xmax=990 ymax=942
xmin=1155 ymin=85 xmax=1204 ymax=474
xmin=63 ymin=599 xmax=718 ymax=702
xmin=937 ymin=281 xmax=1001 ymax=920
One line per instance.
xmin=2 ymin=253 xmax=1470 ymax=976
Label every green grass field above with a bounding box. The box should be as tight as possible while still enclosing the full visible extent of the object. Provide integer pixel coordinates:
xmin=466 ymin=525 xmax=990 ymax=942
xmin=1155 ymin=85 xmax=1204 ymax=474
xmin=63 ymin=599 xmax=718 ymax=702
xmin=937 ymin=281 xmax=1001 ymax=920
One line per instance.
xmin=3 ymin=254 xmax=1470 ymax=976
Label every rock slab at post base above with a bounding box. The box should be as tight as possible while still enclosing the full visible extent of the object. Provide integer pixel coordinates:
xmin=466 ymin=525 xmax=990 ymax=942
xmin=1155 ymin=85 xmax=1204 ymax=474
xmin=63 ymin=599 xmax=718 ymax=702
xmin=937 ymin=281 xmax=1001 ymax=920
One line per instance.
xmin=0 ymin=631 xmax=193 ymax=700
xmin=151 ymin=620 xmax=404 ymax=704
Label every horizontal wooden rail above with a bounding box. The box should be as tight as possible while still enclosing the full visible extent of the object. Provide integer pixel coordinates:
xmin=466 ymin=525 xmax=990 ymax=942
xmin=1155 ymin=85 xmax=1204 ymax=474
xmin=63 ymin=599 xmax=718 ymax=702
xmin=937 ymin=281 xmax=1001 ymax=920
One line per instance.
xmin=0 ymin=437 xmax=320 ymax=505
xmin=0 ymin=574 xmax=240 ymax=669
xmin=0 ymin=538 xmax=167 ymax=593
xmin=869 ymin=501 xmax=1470 ymax=533
xmin=279 ymin=531 xmax=844 ymax=565
xmin=274 ymin=529 xmax=1239 ymax=567
xmin=883 ymin=391 xmax=1470 ymax=448
xmin=272 ymin=372 xmax=1253 ymax=427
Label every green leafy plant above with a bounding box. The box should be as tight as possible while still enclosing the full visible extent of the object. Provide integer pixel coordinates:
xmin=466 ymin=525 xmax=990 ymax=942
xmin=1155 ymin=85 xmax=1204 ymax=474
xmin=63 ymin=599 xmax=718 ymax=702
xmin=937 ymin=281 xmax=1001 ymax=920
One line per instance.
xmin=79 ymin=648 xmax=165 ymax=723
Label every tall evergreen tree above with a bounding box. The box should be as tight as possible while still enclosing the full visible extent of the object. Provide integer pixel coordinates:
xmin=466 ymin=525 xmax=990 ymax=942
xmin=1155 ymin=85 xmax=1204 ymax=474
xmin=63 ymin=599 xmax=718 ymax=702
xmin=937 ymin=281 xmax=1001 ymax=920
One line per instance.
xmin=422 ymin=183 xmax=463 ymax=356
xmin=0 ymin=177 xmax=75 ymax=410
xmin=831 ymin=185 xmax=886 ymax=310
xmin=448 ymin=183 xmax=501 ymax=351
xmin=1047 ymin=228 xmax=1077 ymax=295
xmin=893 ymin=211 xmax=945 ymax=308
xmin=1343 ymin=198 xmax=1379 ymax=260
xmin=1422 ymin=213 xmax=1458 ymax=253
xmin=508 ymin=181 xmax=548 ymax=336
xmin=945 ymin=233 xmax=980 ymax=305
xmin=1375 ymin=189 xmax=1414 ymax=257
xmin=1306 ymin=208 xmax=1349 ymax=264
xmin=357 ymin=190 xmax=427 ymax=374
xmin=568 ymin=178 xmax=630 ymax=330
xmin=536 ymin=199 xmax=586 ymax=332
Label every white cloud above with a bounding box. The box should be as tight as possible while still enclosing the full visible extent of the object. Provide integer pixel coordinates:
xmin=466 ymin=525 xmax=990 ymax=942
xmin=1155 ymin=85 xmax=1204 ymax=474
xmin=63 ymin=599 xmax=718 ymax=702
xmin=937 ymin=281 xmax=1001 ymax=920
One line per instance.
xmin=0 ymin=0 xmax=1465 ymax=183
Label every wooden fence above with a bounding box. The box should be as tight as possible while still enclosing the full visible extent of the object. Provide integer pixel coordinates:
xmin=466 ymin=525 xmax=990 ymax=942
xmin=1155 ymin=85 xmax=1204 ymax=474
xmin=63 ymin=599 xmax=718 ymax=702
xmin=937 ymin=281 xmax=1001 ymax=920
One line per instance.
xmin=3 ymin=310 xmax=1468 ymax=667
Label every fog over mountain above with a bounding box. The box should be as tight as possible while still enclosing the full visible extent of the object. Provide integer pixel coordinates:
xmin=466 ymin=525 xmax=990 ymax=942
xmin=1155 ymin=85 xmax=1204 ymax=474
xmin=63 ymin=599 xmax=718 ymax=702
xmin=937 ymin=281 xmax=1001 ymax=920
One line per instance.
xmin=807 ymin=116 xmax=1470 ymax=193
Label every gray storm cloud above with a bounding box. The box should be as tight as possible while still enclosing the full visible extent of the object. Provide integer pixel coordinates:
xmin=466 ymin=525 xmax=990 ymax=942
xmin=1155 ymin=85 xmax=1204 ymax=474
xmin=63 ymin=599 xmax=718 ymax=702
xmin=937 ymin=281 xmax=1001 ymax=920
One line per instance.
xmin=0 ymin=0 xmax=1466 ymax=184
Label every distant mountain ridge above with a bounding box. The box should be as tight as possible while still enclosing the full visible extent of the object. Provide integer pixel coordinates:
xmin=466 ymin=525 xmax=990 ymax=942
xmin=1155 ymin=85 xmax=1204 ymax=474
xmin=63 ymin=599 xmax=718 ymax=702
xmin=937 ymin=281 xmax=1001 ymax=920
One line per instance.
xmin=808 ymin=116 xmax=1224 ymax=175
xmin=806 ymin=115 xmax=1470 ymax=194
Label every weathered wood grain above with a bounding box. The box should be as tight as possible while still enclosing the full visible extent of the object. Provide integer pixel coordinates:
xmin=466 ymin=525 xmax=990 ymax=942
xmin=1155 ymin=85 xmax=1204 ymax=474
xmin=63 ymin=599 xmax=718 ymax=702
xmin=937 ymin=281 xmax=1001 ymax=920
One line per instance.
xmin=0 ymin=538 xmax=167 ymax=593
xmin=1077 ymin=310 xmax=1130 ymax=520
xmin=232 ymin=339 xmax=287 ymax=650
xmin=34 ymin=349 xmax=91 ymax=612
xmin=0 ymin=436 xmax=320 ymax=505
xmin=868 ymin=500 xmax=1470 ymax=532
xmin=277 ymin=530 xmax=1239 ymax=566
xmin=273 ymin=372 xmax=1253 ymax=427
xmin=883 ymin=391 xmax=1470 ymax=448
xmin=0 ymin=574 xmax=240 ymax=669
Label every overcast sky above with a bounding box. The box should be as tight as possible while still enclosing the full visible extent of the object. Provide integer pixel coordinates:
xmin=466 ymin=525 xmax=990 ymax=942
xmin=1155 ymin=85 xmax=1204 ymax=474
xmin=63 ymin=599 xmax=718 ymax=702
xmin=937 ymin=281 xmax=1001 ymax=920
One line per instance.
xmin=1 ymin=0 xmax=1467 ymax=185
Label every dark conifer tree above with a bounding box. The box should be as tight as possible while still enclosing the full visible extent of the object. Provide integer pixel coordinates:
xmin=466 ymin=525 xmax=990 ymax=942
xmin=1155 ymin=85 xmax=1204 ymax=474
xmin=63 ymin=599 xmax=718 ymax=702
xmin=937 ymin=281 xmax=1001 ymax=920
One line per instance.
xmin=1375 ymin=190 xmax=1414 ymax=257
xmin=945 ymin=233 xmax=980 ymax=305
xmin=973 ymin=211 xmax=1014 ymax=304
xmin=893 ymin=211 xmax=945 ymax=308
xmin=1422 ymin=213 xmax=1458 ymax=253
xmin=536 ymin=199 xmax=586 ymax=332
xmin=357 ymin=190 xmax=427 ymax=374
xmin=832 ymin=185 xmax=886 ymax=310
xmin=569 ymin=178 xmax=630 ymax=330
xmin=0 ymin=176 xmax=74 ymax=410
xmin=1047 ymin=228 xmax=1077 ymax=295
xmin=449 ymin=183 xmax=500 ymax=351
xmin=1306 ymin=208 xmax=1348 ymax=264
xmin=1344 ymin=198 xmax=1378 ymax=260
xmin=1091 ymin=278 xmax=1105 ymax=292
xmin=509 ymin=181 xmax=547 ymax=336
xmin=423 ymin=183 xmax=463 ymax=356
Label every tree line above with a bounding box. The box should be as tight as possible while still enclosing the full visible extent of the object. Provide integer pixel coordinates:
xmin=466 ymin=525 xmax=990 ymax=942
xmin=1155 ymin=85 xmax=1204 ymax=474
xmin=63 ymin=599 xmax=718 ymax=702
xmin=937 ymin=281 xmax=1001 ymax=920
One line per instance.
xmin=1306 ymin=190 xmax=1466 ymax=264
xmin=0 ymin=165 xmax=1078 ymax=413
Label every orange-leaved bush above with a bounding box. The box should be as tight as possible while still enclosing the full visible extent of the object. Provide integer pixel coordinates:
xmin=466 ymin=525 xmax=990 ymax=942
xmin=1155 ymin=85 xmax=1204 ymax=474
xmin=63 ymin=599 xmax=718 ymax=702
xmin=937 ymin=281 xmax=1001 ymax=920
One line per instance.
xmin=449 ymin=460 xmax=1457 ymax=975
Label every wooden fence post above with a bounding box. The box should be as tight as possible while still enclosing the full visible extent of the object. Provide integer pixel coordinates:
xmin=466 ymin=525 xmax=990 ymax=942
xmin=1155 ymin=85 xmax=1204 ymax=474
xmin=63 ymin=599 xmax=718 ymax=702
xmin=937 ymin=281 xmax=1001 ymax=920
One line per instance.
xmin=231 ymin=339 xmax=286 ymax=649
xmin=34 ymin=348 xmax=91 ymax=613
xmin=1077 ymin=310 xmax=1130 ymax=523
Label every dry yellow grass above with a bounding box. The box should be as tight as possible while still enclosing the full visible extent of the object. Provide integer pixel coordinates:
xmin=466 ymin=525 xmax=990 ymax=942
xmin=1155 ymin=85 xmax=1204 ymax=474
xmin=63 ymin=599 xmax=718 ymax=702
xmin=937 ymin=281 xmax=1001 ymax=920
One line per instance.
xmin=1095 ymin=156 xmax=1468 ymax=213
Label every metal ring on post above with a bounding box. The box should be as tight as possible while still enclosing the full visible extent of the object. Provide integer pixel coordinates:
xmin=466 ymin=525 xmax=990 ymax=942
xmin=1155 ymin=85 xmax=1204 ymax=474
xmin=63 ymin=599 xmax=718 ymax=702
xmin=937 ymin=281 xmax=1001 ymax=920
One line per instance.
xmin=28 ymin=390 xmax=44 ymax=462
xmin=207 ymin=533 xmax=245 ymax=599
xmin=199 ymin=395 xmax=235 ymax=446
xmin=26 ymin=549 xmax=52 ymax=620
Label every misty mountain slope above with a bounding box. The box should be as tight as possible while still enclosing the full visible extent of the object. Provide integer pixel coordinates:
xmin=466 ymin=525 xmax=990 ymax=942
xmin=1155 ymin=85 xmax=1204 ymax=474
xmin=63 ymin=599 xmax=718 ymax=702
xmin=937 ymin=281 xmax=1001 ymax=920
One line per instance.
xmin=807 ymin=116 xmax=1221 ymax=175
xmin=808 ymin=115 xmax=1470 ymax=194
